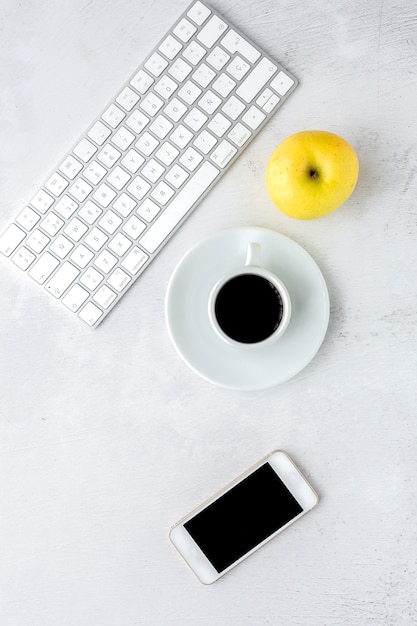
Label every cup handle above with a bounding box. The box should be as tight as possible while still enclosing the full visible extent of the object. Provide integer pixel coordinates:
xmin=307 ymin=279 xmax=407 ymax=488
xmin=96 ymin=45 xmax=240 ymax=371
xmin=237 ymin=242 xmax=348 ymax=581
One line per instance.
xmin=245 ymin=242 xmax=262 ymax=267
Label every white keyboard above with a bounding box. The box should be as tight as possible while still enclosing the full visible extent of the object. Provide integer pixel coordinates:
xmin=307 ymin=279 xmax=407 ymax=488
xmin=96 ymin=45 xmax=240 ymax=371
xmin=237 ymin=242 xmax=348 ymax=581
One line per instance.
xmin=0 ymin=1 xmax=297 ymax=327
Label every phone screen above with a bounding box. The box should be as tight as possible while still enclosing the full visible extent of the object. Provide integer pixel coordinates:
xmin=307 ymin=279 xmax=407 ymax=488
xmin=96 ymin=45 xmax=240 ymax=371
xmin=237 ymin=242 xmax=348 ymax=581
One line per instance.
xmin=184 ymin=462 xmax=303 ymax=573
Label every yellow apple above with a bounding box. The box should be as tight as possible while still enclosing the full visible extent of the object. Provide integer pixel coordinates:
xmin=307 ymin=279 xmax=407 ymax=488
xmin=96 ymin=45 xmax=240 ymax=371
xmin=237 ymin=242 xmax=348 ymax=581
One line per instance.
xmin=266 ymin=130 xmax=359 ymax=220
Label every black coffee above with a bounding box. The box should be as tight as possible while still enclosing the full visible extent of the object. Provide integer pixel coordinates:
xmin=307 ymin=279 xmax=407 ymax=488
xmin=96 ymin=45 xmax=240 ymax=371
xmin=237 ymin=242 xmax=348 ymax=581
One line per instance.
xmin=214 ymin=273 xmax=283 ymax=344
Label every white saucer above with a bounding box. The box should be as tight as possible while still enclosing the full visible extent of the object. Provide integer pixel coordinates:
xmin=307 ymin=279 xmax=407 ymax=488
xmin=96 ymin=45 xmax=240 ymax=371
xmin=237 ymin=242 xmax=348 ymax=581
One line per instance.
xmin=165 ymin=227 xmax=330 ymax=390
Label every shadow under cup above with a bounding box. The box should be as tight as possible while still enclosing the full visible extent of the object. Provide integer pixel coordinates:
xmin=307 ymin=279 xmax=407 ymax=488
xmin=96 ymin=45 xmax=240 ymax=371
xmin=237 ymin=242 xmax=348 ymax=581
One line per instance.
xmin=213 ymin=272 xmax=285 ymax=344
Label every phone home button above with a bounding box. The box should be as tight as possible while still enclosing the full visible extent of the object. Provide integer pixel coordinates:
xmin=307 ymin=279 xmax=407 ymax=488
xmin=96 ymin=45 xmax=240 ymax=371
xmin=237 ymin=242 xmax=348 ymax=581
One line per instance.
xmin=190 ymin=546 xmax=199 ymax=559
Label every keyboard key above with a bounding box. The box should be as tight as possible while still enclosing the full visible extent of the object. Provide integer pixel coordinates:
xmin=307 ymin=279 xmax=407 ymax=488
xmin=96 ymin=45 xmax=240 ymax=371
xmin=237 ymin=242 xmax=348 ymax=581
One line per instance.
xmin=113 ymin=193 xmax=137 ymax=217
xmin=112 ymin=127 xmax=135 ymax=150
xmin=108 ymin=232 xmax=132 ymax=256
xmin=136 ymin=198 xmax=161 ymax=222
xmin=106 ymin=166 xmax=131 ymax=190
xmin=270 ymin=71 xmax=295 ymax=95
xmin=197 ymin=15 xmax=227 ymax=48
xmin=206 ymin=46 xmax=230 ymax=71
xmin=183 ymin=107 xmax=207 ymax=131
xmin=28 ymin=251 xmax=59 ymax=284
xmin=121 ymin=148 xmax=145 ymax=173
xmin=227 ymin=122 xmax=252 ymax=147
xmin=193 ymin=129 xmax=217 ymax=154
xmin=210 ymin=140 xmax=237 ymax=168
xmin=221 ymin=95 xmax=245 ymax=120
xmin=0 ymin=224 xmax=26 ymax=256
xmin=59 ymin=155 xmax=83 ymax=179
xmin=207 ymin=113 xmax=231 ymax=137
xmin=49 ymin=234 xmax=74 ymax=258
xmin=141 ymin=158 xmax=165 ymax=183
xmin=177 ymin=80 xmax=202 ymax=105
xmin=30 ymin=189 xmax=54 ymax=214
xmin=197 ymin=90 xmax=221 ymax=114
xmin=241 ymin=105 xmax=266 ymax=129
xmin=140 ymin=92 xmax=164 ymax=117
xmin=108 ymin=267 xmax=131 ymax=292
xmin=87 ymin=121 xmax=112 ymax=145
xmin=151 ymin=181 xmax=175 ymax=205
xmin=98 ymin=210 xmax=123 ymax=234
xmin=165 ymin=164 xmax=189 ymax=188
xmin=64 ymin=217 xmax=89 ymax=242
xmin=93 ymin=284 xmax=117 ymax=308
xmin=97 ymin=144 xmax=121 ymax=168
xmin=154 ymin=75 xmax=178 ymax=99
xmin=226 ymin=56 xmax=250 ymax=81
xmin=220 ymin=29 xmax=261 ymax=63
xmin=170 ymin=124 xmax=193 ymax=149
xmin=100 ymin=103 xmax=126 ymax=129
xmin=121 ymin=246 xmax=149 ymax=274
xmin=78 ymin=302 xmax=103 ymax=326
xmin=187 ymin=1 xmax=211 ymax=25
xmin=135 ymin=132 xmax=159 ymax=156
xmin=127 ymin=177 xmax=151 ymax=201
xmin=236 ymin=57 xmax=277 ymax=103
xmin=212 ymin=73 xmax=235 ymax=98
xmin=40 ymin=213 xmax=64 ymax=237
xmin=62 ymin=283 xmax=89 ymax=312
xmin=78 ymin=200 xmax=102 ymax=224
xmin=92 ymin=183 xmax=117 ymax=207
xmin=263 ymin=93 xmax=280 ymax=113
xmin=45 ymin=172 xmax=69 ymax=196
xmin=256 ymin=88 xmax=273 ymax=108
xmin=155 ymin=142 xmax=179 ymax=166
xmin=130 ymin=69 xmax=154 ymax=94
xmin=16 ymin=207 xmax=40 ymax=231
xmin=149 ymin=115 xmax=174 ymax=139
xmin=94 ymin=250 xmax=118 ymax=274
xmin=122 ymin=215 xmax=146 ymax=239
xmin=69 ymin=178 xmax=93 ymax=202
xmin=55 ymin=195 xmax=78 ymax=220
xmin=125 ymin=109 xmax=149 ymax=134
xmin=144 ymin=52 xmax=168 ymax=77
xmin=45 ymin=261 xmax=80 ymax=298
xmin=70 ymin=244 xmax=94 ymax=268
xmin=164 ymin=98 xmax=187 ymax=122
xmin=139 ymin=161 xmax=219 ymax=253
xmin=26 ymin=229 xmax=50 ymax=254
xmin=73 ymin=138 xmax=97 ymax=162
xmin=116 ymin=87 xmax=140 ymax=111
xmin=158 ymin=35 xmax=183 ymax=60
xmin=12 ymin=246 xmax=36 ymax=271
xmin=84 ymin=227 xmax=108 ymax=251
xmin=168 ymin=58 xmax=193 ymax=83
xmin=182 ymin=41 xmax=206 ymax=65
xmin=192 ymin=63 xmax=215 ymax=88
xmin=179 ymin=147 xmax=203 ymax=171
xmin=80 ymin=266 xmax=104 ymax=289
xmin=173 ymin=18 xmax=197 ymax=42
xmin=84 ymin=161 xmax=107 ymax=185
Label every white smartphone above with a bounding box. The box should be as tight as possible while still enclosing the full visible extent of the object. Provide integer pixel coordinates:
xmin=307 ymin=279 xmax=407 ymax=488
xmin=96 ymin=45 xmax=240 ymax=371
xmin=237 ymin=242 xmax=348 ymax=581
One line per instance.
xmin=169 ymin=450 xmax=318 ymax=584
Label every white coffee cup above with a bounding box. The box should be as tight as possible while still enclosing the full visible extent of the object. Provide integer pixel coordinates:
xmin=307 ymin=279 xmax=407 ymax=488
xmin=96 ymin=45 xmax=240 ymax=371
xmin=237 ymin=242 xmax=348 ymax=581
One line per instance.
xmin=208 ymin=242 xmax=292 ymax=347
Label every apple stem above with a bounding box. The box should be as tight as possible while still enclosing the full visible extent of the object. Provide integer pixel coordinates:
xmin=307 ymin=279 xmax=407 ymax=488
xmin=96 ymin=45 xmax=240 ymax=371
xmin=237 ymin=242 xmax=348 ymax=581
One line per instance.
xmin=309 ymin=168 xmax=319 ymax=180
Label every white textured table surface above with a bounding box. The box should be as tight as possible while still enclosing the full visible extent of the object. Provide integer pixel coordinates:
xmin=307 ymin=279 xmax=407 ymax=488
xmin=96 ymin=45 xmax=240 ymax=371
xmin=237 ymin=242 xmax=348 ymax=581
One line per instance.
xmin=1 ymin=1 xmax=416 ymax=624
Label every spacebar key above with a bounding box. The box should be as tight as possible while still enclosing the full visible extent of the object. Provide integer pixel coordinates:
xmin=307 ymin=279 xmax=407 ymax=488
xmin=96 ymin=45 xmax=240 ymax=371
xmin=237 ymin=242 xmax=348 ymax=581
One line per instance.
xmin=139 ymin=162 xmax=220 ymax=254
